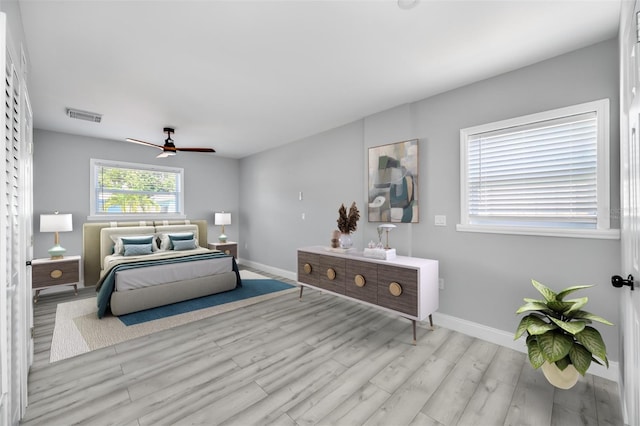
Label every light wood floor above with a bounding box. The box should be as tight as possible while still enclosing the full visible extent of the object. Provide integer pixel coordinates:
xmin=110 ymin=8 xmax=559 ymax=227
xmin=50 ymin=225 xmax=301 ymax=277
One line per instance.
xmin=21 ymin=267 xmax=623 ymax=426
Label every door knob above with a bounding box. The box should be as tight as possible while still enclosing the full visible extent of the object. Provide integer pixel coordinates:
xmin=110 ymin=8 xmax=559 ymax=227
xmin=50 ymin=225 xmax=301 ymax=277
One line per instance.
xmin=611 ymin=274 xmax=635 ymax=291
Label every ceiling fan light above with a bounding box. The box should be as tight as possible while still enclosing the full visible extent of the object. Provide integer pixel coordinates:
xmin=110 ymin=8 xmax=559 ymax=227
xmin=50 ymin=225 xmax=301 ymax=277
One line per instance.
xmin=157 ymin=151 xmax=176 ymax=158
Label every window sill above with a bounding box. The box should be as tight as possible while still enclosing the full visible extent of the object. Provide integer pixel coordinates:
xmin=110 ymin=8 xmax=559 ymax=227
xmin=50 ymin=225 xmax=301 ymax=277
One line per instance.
xmin=456 ymin=224 xmax=620 ymax=240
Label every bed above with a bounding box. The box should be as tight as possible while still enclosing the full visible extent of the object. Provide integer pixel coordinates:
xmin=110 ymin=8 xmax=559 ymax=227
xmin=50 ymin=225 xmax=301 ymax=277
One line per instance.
xmin=82 ymin=220 xmax=241 ymax=318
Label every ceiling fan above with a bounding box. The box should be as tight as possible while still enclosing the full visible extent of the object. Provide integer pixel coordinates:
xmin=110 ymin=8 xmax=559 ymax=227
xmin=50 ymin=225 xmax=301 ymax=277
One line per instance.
xmin=126 ymin=127 xmax=216 ymax=158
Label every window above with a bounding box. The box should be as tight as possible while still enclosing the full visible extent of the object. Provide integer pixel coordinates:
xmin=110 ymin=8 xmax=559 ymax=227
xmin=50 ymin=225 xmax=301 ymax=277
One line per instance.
xmin=458 ymin=99 xmax=618 ymax=239
xmin=89 ymin=159 xmax=185 ymax=220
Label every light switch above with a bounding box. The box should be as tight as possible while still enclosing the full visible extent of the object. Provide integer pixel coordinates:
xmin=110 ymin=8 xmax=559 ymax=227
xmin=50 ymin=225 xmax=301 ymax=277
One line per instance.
xmin=435 ymin=215 xmax=447 ymax=226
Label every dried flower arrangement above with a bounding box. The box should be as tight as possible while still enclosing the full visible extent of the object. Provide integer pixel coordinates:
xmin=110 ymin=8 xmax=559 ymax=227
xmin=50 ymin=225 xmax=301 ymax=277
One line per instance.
xmin=337 ymin=202 xmax=360 ymax=234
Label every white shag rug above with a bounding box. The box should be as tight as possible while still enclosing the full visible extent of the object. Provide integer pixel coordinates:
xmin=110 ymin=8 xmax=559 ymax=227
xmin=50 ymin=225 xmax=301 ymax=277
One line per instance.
xmin=49 ymin=271 xmax=296 ymax=363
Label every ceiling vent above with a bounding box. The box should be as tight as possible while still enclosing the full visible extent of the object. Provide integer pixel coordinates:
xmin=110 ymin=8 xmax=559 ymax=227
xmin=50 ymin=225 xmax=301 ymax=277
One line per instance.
xmin=66 ymin=108 xmax=102 ymax=123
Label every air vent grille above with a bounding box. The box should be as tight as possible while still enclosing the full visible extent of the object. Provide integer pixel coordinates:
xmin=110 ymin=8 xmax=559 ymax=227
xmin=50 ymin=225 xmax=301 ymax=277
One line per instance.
xmin=66 ymin=108 xmax=102 ymax=123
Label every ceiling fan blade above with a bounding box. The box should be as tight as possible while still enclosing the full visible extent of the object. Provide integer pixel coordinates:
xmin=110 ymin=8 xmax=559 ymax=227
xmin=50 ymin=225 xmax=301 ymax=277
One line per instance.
xmin=127 ymin=129 xmax=216 ymax=156
xmin=175 ymin=147 xmax=216 ymax=153
xmin=125 ymin=138 xmax=164 ymax=151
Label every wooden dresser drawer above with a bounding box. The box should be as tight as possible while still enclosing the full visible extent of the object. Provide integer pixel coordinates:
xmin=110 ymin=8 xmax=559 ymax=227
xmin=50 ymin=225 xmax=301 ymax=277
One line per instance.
xmin=298 ymin=251 xmax=320 ymax=286
xmin=377 ymin=264 xmax=418 ymax=316
xmin=318 ymin=255 xmax=346 ymax=294
xmin=345 ymin=259 xmax=378 ymax=304
xmin=32 ymin=258 xmax=80 ymax=289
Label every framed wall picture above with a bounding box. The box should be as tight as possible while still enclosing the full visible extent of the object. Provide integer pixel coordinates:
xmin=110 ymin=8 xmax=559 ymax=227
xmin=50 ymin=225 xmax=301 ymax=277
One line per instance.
xmin=368 ymin=139 xmax=419 ymax=223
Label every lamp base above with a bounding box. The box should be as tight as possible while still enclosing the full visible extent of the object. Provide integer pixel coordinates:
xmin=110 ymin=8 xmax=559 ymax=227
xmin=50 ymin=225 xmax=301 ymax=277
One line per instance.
xmin=48 ymin=244 xmax=66 ymax=259
xmin=218 ymin=233 xmax=228 ymax=243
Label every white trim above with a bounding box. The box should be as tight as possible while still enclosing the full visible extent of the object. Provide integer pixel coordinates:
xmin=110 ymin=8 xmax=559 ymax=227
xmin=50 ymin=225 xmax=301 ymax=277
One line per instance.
xmin=459 ymin=99 xmax=613 ymax=238
xmin=89 ymin=158 xmax=185 ymax=220
xmin=241 ymin=260 xmax=297 ymax=282
xmin=456 ymin=223 xmax=620 ymax=239
xmin=432 ymin=311 xmax=619 ymax=382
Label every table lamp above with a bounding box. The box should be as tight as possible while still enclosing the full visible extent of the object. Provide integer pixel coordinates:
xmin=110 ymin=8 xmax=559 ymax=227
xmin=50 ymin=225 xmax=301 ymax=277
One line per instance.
xmin=40 ymin=212 xmax=73 ymax=259
xmin=215 ymin=211 xmax=231 ymax=243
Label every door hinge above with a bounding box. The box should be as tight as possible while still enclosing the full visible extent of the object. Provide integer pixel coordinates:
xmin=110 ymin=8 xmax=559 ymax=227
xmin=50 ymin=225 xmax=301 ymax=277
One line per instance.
xmin=30 ymin=327 xmax=34 ymax=339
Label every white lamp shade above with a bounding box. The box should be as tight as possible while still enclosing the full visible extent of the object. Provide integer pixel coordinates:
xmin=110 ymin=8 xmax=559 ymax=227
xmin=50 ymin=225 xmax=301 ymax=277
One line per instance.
xmin=40 ymin=213 xmax=73 ymax=233
xmin=215 ymin=212 xmax=231 ymax=226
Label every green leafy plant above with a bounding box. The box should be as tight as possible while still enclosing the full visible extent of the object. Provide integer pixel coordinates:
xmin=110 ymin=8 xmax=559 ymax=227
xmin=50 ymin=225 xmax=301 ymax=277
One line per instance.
xmin=514 ymin=280 xmax=613 ymax=376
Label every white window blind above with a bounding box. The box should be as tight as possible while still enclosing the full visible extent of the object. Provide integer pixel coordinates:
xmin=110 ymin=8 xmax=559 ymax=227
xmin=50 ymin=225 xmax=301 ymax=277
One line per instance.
xmin=468 ymin=112 xmax=597 ymax=228
xmin=89 ymin=159 xmax=185 ymax=220
xmin=459 ymin=99 xmax=617 ymax=239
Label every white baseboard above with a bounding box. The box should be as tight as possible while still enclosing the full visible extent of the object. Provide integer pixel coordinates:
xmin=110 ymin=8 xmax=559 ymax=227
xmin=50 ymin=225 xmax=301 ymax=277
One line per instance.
xmin=433 ymin=312 xmax=619 ymax=383
xmin=239 ymin=259 xmax=297 ymax=282
xmin=237 ymin=262 xmax=619 ymax=383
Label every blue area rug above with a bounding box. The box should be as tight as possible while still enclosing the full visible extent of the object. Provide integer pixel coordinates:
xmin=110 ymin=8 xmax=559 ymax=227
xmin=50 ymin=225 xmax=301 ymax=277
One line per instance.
xmin=118 ymin=279 xmax=294 ymax=326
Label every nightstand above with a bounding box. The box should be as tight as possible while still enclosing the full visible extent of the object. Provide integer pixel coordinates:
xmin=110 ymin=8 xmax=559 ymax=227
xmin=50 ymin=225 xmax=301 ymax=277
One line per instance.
xmin=31 ymin=255 xmax=80 ymax=303
xmin=208 ymin=241 xmax=238 ymax=258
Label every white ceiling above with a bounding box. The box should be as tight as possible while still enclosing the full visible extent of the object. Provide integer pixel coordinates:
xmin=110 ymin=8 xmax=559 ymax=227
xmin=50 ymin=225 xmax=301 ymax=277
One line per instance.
xmin=18 ymin=0 xmax=622 ymax=159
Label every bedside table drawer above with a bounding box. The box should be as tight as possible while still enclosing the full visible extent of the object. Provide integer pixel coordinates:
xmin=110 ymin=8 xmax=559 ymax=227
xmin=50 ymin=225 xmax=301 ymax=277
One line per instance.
xmin=32 ymin=259 xmax=79 ymax=288
xmin=207 ymin=242 xmax=238 ymax=258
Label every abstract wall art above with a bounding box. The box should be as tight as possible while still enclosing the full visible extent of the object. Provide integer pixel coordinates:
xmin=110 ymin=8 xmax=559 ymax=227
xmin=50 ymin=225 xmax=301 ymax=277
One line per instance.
xmin=368 ymin=139 xmax=419 ymax=223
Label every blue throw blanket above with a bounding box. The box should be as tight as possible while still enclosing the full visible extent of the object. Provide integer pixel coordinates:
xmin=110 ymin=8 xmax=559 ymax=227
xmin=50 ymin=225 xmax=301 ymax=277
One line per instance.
xmin=96 ymin=252 xmax=241 ymax=318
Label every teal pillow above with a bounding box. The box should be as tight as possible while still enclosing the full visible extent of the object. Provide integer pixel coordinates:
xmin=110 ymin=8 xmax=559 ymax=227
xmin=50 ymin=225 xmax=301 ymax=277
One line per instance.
xmin=121 ymin=235 xmax=154 ymax=245
xmin=168 ymin=232 xmax=194 ymax=249
xmin=172 ymin=239 xmax=197 ymax=251
xmin=124 ymin=243 xmax=153 ymax=256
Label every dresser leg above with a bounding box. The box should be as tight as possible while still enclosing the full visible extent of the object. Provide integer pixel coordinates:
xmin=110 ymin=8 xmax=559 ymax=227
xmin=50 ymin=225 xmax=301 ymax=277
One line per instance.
xmin=73 ymin=284 xmax=78 ymax=296
xmin=299 ymin=285 xmax=304 ymax=300
xmin=428 ymin=313 xmax=434 ymax=329
xmin=412 ymin=319 xmax=417 ymax=345
xmin=33 ymin=290 xmax=40 ymax=304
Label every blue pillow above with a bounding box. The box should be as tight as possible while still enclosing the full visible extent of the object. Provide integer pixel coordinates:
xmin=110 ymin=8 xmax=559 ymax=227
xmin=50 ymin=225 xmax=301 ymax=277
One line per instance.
xmin=168 ymin=232 xmax=194 ymax=249
xmin=124 ymin=243 xmax=153 ymax=256
xmin=121 ymin=235 xmax=155 ymax=245
xmin=172 ymin=239 xmax=197 ymax=251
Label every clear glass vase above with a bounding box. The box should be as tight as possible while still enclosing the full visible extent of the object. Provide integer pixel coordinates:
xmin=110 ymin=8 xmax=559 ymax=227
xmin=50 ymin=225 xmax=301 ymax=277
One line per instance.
xmin=339 ymin=233 xmax=353 ymax=249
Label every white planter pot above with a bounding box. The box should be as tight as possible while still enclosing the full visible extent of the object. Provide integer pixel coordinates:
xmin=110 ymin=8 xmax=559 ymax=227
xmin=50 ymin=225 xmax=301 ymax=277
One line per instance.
xmin=540 ymin=361 xmax=580 ymax=389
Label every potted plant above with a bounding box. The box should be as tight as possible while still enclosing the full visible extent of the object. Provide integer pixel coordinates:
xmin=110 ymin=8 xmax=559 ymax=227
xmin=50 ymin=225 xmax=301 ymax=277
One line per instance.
xmin=514 ymin=279 xmax=613 ymax=389
xmin=336 ymin=202 xmax=360 ymax=249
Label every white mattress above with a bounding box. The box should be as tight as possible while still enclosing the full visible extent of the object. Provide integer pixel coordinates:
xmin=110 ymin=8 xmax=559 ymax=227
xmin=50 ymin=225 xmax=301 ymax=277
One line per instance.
xmin=114 ymin=255 xmax=233 ymax=291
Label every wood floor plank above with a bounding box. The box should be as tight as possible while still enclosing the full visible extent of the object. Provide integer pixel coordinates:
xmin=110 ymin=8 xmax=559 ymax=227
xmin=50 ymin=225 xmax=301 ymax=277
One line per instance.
xmin=551 ymin=403 xmax=599 ymax=426
xmin=593 ymin=375 xmax=624 ymax=426
xmin=421 ymin=338 xmax=499 ymax=425
xmin=408 ymin=412 xmax=444 ymax=426
xmin=316 ymin=382 xmax=391 ymax=426
xmin=363 ymin=356 xmax=454 ymax=426
xmin=175 ymin=381 xmax=269 ymax=425
xmin=503 ymin=362 xmax=555 ymax=426
xmin=456 ymin=377 xmax=517 ymax=426
xmin=220 ymin=359 xmax=347 ymax=425
xmin=553 ymin=375 xmax=598 ymax=421
xmin=369 ymin=326 xmax=451 ymax=393
xmin=289 ymin=336 xmax=410 ymax=424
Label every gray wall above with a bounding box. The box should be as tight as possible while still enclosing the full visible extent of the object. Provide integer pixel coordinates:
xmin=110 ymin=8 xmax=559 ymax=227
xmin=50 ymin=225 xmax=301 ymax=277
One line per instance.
xmin=239 ymin=38 xmax=622 ymax=360
xmin=33 ymin=130 xmax=240 ymax=263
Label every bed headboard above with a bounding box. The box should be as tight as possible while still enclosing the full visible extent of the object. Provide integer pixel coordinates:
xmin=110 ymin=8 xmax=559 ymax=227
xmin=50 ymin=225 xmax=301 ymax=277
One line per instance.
xmin=82 ymin=219 xmax=208 ymax=287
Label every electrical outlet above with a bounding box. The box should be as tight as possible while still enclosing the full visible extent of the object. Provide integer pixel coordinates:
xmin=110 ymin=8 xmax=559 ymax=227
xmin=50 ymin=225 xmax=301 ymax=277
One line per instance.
xmin=435 ymin=215 xmax=447 ymax=226
xmin=439 ymin=278 xmax=444 ymax=290
xmin=301 ymin=212 xmax=305 ymax=220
